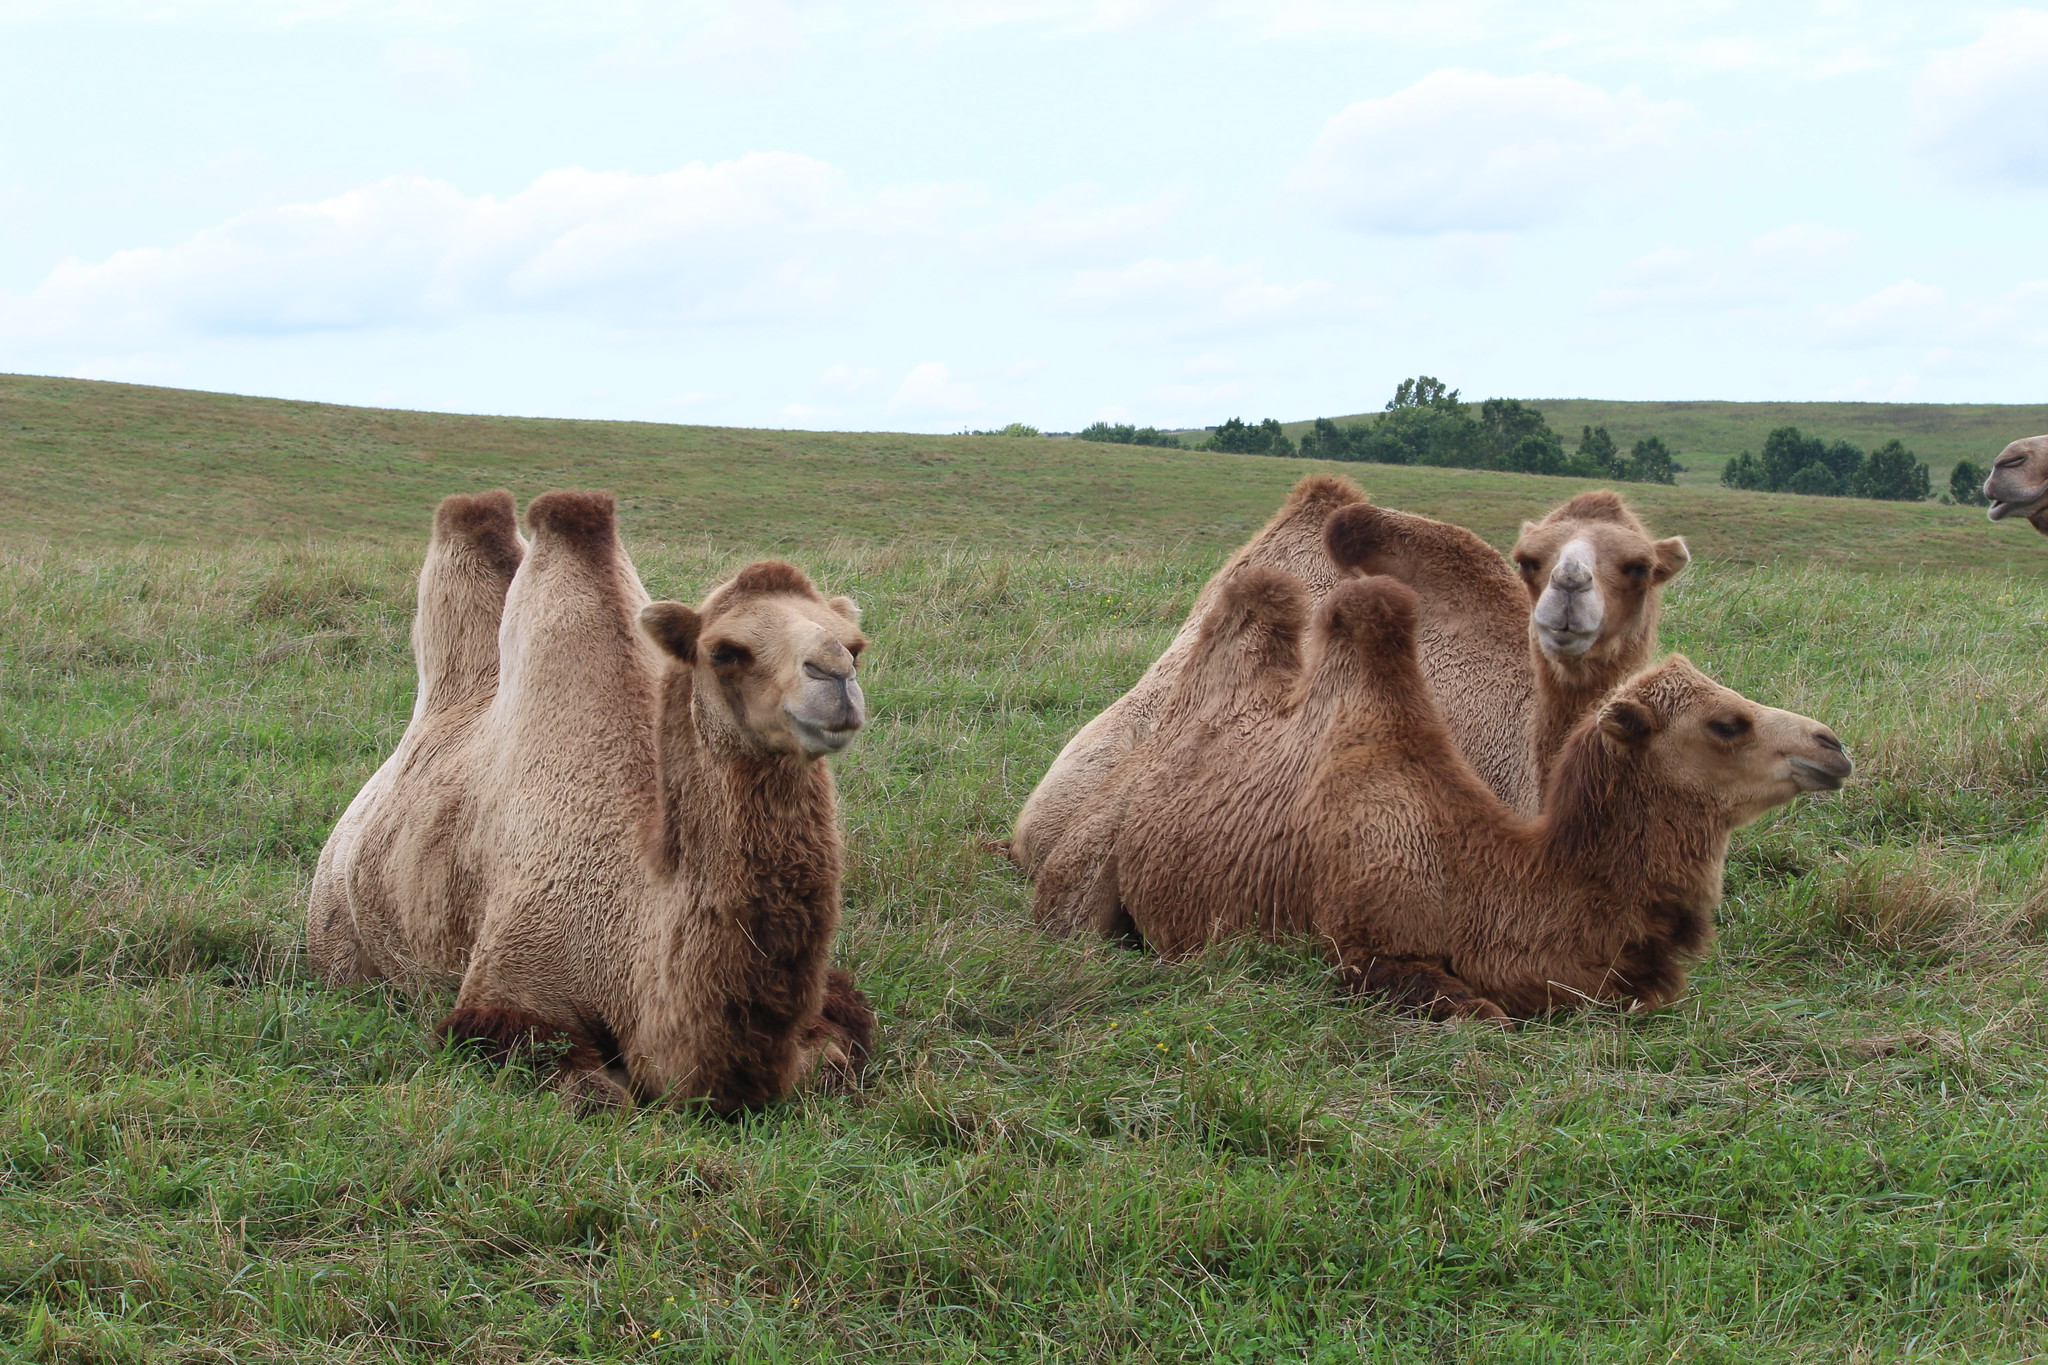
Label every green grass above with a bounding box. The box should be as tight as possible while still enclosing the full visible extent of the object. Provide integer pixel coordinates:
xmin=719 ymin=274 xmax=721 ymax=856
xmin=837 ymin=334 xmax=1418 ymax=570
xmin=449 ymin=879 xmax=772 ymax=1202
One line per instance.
xmin=7 ymin=377 xmax=2048 ymax=1360
xmin=1266 ymin=398 xmax=2048 ymax=490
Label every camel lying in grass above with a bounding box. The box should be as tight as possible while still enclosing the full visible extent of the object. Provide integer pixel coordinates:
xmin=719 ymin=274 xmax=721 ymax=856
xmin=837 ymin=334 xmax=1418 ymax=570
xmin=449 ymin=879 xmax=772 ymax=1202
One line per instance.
xmin=309 ymin=490 xmax=873 ymax=1111
xmin=1036 ymin=565 xmax=1849 ymax=1020
xmin=1012 ymin=477 xmax=1689 ymax=880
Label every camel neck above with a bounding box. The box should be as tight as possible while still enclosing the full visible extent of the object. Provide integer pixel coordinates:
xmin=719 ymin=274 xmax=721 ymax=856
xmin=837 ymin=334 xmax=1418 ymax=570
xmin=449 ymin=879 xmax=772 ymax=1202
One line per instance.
xmin=1534 ymin=732 xmax=1728 ymax=926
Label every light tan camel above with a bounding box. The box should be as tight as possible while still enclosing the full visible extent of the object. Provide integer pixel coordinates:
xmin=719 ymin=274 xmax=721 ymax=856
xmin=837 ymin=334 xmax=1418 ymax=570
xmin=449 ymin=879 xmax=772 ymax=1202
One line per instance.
xmin=1013 ymin=479 xmax=1689 ymax=881
xmin=1038 ymin=566 xmax=1849 ymax=1019
xmin=307 ymin=490 xmax=873 ymax=1112
xmin=1984 ymin=436 xmax=2048 ymax=532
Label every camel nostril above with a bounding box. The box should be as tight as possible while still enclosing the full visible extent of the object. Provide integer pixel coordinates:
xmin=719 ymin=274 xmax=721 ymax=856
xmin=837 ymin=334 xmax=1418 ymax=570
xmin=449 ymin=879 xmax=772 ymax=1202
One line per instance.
xmin=1814 ymin=730 xmax=1845 ymax=754
xmin=803 ymin=661 xmax=849 ymax=684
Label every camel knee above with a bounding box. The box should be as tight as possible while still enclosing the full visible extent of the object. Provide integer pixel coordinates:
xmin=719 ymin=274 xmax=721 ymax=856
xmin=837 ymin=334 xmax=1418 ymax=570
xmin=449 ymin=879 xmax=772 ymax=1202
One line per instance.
xmin=808 ymin=968 xmax=876 ymax=1086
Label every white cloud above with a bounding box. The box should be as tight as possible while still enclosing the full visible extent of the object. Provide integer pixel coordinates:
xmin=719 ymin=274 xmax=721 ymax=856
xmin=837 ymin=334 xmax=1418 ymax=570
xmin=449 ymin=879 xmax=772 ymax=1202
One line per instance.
xmin=1819 ymin=277 xmax=2048 ymax=350
xmin=1059 ymin=255 xmax=1379 ymax=336
xmin=7 ymin=155 xmax=896 ymax=345
xmin=968 ymin=183 xmax=1174 ymax=268
xmin=1300 ymin=69 xmax=1688 ymax=234
xmin=1914 ymin=10 xmax=2048 ymax=189
xmin=1593 ymin=223 xmax=1854 ymax=313
xmin=890 ymin=361 xmax=979 ymax=414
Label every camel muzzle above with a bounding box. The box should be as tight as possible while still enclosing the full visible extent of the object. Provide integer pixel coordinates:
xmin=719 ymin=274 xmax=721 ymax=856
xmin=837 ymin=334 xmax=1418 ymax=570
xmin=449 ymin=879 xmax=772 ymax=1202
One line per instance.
xmin=1789 ymin=731 xmax=1852 ymax=792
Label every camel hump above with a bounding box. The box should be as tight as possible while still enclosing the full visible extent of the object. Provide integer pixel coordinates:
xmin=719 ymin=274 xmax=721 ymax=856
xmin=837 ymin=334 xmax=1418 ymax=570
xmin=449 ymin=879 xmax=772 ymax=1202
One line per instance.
xmin=525 ymin=490 xmax=618 ymax=554
xmin=1202 ymin=564 xmax=1310 ymax=652
xmin=1281 ymin=472 xmax=1367 ymax=516
xmin=1320 ymin=576 xmax=1421 ymax=659
xmin=1541 ymin=489 xmax=1644 ymax=531
xmin=433 ymin=490 xmax=523 ymax=573
xmin=1323 ymin=502 xmax=1409 ymax=573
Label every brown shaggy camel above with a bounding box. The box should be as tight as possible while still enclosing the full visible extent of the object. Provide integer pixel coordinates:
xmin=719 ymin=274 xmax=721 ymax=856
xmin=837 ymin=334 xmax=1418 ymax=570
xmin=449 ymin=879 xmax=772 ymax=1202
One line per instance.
xmin=1983 ymin=435 xmax=2048 ymax=532
xmin=1012 ymin=478 xmax=1689 ymax=880
xmin=307 ymin=490 xmax=874 ymax=1111
xmin=1038 ymin=565 xmax=1850 ymax=1019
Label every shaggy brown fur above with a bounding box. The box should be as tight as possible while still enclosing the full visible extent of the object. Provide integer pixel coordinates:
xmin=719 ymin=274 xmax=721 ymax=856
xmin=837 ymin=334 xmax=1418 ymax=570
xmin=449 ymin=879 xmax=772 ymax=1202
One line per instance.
xmin=1984 ymin=435 xmax=2048 ymax=534
xmin=1023 ymin=484 xmax=1690 ymax=944
xmin=307 ymin=490 xmax=872 ymax=1112
xmin=1038 ymin=565 xmax=1851 ymax=1020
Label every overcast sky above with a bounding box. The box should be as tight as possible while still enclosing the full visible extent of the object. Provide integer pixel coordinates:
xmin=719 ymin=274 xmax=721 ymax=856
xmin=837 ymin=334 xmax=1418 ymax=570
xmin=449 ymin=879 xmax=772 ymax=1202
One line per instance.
xmin=2 ymin=2 xmax=2043 ymax=431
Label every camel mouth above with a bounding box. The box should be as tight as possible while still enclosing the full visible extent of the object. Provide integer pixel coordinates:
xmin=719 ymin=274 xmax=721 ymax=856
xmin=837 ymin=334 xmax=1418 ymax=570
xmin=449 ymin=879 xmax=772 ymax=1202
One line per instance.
xmin=1536 ymin=625 xmax=1597 ymax=659
xmin=1987 ymin=484 xmax=2048 ymax=522
xmin=1788 ymin=755 xmax=1851 ymax=792
xmin=785 ymin=710 xmax=861 ymax=757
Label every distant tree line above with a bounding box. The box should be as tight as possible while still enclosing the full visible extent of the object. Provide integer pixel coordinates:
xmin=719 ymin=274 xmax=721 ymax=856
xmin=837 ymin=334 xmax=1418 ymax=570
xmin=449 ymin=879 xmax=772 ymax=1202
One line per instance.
xmin=1075 ymin=421 xmax=1186 ymax=448
xmin=1720 ymin=427 xmax=1931 ymax=501
xmin=1202 ymin=377 xmax=1680 ymax=484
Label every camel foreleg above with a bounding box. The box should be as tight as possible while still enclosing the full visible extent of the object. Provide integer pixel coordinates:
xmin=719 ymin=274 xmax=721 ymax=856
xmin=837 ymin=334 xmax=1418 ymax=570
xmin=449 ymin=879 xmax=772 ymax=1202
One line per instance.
xmin=1337 ymin=955 xmax=1510 ymax=1025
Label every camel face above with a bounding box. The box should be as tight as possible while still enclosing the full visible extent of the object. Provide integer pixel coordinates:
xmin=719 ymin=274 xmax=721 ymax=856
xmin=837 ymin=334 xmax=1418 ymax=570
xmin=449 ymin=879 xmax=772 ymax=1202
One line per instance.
xmin=1513 ymin=494 xmax=1688 ymax=668
xmin=1601 ymin=658 xmax=1851 ymax=828
xmin=649 ymin=561 xmax=868 ymax=761
xmin=1984 ymin=436 xmax=2048 ymax=533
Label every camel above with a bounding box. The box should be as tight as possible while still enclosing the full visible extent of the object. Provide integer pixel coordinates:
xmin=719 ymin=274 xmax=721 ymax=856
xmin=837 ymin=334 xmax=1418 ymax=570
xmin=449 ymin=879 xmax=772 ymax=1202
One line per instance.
xmin=1039 ymin=565 xmax=1850 ymax=1019
xmin=1012 ymin=479 xmax=1690 ymax=882
xmin=1983 ymin=436 xmax=2048 ymax=533
xmin=307 ymin=490 xmax=874 ymax=1112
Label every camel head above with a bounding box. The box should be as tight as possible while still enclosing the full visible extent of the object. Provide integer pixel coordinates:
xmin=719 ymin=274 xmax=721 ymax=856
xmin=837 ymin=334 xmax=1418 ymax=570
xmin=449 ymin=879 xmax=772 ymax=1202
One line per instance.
xmin=1591 ymin=656 xmax=1851 ymax=829
xmin=1983 ymin=435 xmax=2048 ymax=534
xmin=639 ymin=561 xmax=867 ymax=760
xmin=1512 ymin=491 xmax=1689 ymax=678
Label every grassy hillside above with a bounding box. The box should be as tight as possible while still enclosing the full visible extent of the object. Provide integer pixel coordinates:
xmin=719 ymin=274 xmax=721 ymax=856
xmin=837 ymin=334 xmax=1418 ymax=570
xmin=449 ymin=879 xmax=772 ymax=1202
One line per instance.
xmin=8 ymin=375 xmax=2048 ymax=1359
xmin=2 ymin=374 xmax=2041 ymax=576
xmin=1263 ymin=398 xmax=2048 ymax=489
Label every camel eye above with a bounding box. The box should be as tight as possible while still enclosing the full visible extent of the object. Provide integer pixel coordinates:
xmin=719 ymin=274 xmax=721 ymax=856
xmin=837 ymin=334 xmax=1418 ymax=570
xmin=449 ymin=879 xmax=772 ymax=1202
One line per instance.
xmin=1622 ymin=561 xmax=1650 ymax=579
xmin=1707 ymin=715 xmax=1751 ymax=741
xmin=1515 ymin=557 xmax=1540 ymax=574
xmin=708 ymin=642 xmax=752 ymax=669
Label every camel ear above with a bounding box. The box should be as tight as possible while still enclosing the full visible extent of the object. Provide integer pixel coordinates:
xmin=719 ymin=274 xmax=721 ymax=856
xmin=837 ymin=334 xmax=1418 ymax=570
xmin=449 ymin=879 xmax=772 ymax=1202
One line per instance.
xmin=638 ymin=601 xmax=701 ymax=661
xmin=827 ymin=595 xmax=861 ymax=624
xmin=1652 ymin=536 xmax=1691 ymax=583
xmin=1598 ymin=698 xmax=1659 ymax=747
xmin=1518 ymin=520 xmax=1538 ymax=541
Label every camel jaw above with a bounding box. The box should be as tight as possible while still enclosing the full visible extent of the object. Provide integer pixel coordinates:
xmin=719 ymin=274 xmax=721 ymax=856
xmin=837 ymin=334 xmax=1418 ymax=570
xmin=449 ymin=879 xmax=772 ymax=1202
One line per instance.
xmin=1788 ymin=754 xmax=1850 ymax=793
xmin=784 ymin=710 xmax=861 ymax=758
xmin=1536 ymin=624 xmax=1597 ymax=660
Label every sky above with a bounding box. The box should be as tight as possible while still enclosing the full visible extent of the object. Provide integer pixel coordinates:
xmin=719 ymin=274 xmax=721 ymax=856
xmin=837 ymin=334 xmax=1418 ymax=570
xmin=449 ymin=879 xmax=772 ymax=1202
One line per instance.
xmin=1 ymin=1 xmax=2044 ymax=432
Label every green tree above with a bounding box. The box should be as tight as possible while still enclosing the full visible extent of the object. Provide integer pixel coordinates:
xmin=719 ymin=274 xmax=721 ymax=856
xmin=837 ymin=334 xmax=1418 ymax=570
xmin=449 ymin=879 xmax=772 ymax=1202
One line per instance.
xmin=1856 ymin=439 xmax=1931 ymax=502
xmin=1623 ymin=436 xmax=1679 ymax=486
xmin=1477 ymin=399 xmax=1566 ymax=474
xmin=1299 ymin=417 xmax=1354 ymax=461
xmin=1951 ymin=459 xmax=1990 ymax=506
xmin=1785 ymin=463 xmax=1841 ymax=497
xmin=1572 ymin=425 xmax=1618 ymax=478
xmin=1721 ymin=450 xmax=1764 ymax=490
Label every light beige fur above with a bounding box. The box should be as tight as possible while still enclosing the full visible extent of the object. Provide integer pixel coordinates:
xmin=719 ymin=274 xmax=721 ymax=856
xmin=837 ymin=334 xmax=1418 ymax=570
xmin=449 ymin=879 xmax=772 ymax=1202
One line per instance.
xmin=307 ymin=490 xmax=873 ymax=1112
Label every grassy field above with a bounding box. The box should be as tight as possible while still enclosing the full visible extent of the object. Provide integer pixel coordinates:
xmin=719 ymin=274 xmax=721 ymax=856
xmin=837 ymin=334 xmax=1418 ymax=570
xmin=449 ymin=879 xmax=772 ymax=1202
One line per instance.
xmin=1259 ymin=399 xmax=2048 ymax=490
xmin=8 ymin=376 xmax=2048 ymax=1360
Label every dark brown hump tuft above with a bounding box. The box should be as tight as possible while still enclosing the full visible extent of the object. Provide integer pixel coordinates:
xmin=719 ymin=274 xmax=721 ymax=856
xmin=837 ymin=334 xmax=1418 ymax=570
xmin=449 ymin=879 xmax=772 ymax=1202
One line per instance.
xmin=1281 ymin=473 xmax=1367 ymax=516
xmin=1320 ymin=576 xmax=1419 ymax=654
xmin=434 ymin=490 xmax=524 ymax=576
xmin=724 ymin=560 xmax=820 ymax=600
xmin=525 ymin=490 xmax=617 ymax=551
xmin=1323 ymin=502 xmax=1404 ymax=573
xmin=1542 ymin=489 xmax=1640 ymax=530
xmin=1207 ymin=564 xmax=1309 ymax=641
